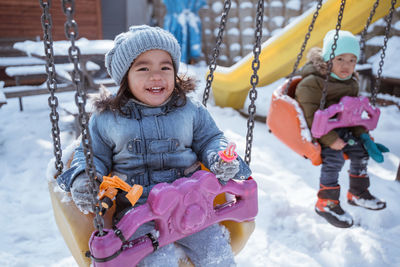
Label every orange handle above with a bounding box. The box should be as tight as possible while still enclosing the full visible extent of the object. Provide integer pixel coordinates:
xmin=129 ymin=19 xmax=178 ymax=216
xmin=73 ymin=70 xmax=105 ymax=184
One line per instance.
xmin=98 ymin=176 xmax=143 ymax=207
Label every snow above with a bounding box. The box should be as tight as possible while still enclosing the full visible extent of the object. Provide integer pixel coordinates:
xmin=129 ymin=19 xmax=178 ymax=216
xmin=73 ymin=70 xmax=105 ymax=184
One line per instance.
xmin=211 ymin=2 xmax=223 ymax=13
xmin=13 ymin=38 xmax=114 ymax=57
xmin=240 ymin=2 xmax=253 ymax=9
xmin=5 ymin=61 xmax=100 ymax=77
xmin=1 ymin=59 xmax=400 ymax=267
xmin=287 ymin=0 xmax=301 ymax=11
xmin=394 ymin=21 xmax=400 ymax=31
xmin=0 ymin=57 xmax=45 ymax=66
xmin=2 ymin=2 xmax=400 ymax=265
xmin=270 ymin=1 xmax=283 ymax=8
xmin=271 ymin=16 xmax=285 ymax=27
xmin=230 ymin=43 xmax=241 ymax=52
xmin=228 ymin=28 xmax=240 ymax=36
xmin=367 ymin=36 xmax=400 ymax=79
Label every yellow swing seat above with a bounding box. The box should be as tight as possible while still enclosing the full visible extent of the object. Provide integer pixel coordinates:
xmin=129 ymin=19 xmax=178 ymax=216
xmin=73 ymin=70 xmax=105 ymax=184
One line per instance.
xmin=48 ymin=175 xmax=255 ymax=267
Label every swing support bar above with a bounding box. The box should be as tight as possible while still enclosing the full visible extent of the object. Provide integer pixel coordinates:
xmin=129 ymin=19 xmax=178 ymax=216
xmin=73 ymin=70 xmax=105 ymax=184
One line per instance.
xmin=311 ymin=96 xmax=381 ymax=138
xmin=88 ymin=171 xmax=257 ymax=266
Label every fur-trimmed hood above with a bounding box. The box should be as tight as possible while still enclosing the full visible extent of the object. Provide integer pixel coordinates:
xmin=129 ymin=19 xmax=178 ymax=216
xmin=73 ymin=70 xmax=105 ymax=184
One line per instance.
xmin=303 ymin=47 xmax=329 ymax=76
xmin=91 ymin=85 xmax=114 ymax=113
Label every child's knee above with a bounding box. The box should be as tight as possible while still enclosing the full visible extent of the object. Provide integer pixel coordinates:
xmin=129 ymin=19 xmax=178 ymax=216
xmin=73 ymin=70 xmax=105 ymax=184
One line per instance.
xmin=181 ymin=224 xmax=235 ymax=266
xmin=138 ymin=243 xmax=179 ymax=267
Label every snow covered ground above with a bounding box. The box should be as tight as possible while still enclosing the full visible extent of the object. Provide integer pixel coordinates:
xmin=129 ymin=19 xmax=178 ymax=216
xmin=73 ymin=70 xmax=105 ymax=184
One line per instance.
xmin=1 ymin=57 xmax=399 ymax=266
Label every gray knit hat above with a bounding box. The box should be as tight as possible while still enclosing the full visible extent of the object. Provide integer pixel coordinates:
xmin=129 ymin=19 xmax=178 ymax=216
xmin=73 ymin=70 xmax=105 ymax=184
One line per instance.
xmin=105 ymin=25 xmax=181 ymax=85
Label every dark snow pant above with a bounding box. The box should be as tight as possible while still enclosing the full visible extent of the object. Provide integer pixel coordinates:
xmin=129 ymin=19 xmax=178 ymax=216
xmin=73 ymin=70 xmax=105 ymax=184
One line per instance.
xmin=320 ymin=128 xmax=369 ymax=187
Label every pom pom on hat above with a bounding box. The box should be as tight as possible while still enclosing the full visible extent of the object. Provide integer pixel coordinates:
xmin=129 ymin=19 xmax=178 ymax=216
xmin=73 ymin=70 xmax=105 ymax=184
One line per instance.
xmin=105 ymin=25 xmax=181 ymax=85
xmin=322 ymin=30 xmax=360 ymax=62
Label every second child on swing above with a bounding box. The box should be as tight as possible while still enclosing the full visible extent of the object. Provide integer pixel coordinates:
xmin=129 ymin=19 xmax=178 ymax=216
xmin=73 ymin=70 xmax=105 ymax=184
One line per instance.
xmin=295 ymin=30 xmax=389 ymax=228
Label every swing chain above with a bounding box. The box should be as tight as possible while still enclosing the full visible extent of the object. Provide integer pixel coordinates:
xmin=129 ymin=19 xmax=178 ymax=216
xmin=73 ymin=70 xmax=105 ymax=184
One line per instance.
xmin=284 ymin=0 xmax=323 ymax=95
xmin=61 ymin=0 xmax=104 ymax=235
xmin=202 ymin=0 xmax=231 ymax=106
xmin=359 ymin=0 xmax=380 ymax=65
xmin=371 ymin=0 xmax=397 ymax=106
xmin=244 ymin=0 xmax=264 ymax=165
xmin=39 ymin=0 xmax=64 ymax=176
xmin=320 ymin=0 xmax=346 ymax=110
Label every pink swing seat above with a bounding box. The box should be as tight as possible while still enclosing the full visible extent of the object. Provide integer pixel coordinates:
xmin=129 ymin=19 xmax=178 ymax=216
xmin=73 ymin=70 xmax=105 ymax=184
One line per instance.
xmin=88 ymin=170 xmax=258 ymax=266
xmin=311 ymin=95 xmax=380 ymax=138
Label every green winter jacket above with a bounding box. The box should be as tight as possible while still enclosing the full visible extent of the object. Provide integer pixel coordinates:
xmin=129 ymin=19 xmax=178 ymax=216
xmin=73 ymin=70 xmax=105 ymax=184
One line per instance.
xmin=295 ymin=48 xmax=367 ymax=147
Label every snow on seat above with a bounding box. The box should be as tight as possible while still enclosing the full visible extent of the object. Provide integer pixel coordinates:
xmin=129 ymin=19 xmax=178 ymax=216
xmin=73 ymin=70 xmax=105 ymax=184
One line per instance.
xmin=267 ymin=77 xmax=322 ymax=166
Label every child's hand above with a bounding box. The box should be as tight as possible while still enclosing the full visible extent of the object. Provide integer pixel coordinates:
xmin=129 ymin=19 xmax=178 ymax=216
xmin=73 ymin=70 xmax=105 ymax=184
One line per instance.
xmin=208 ymin=152 xmax=240 ymax=184
xmin=329 ymin=138 xmax=346 ymax=150
xmin=71 ymin=172 xmax=100 ymax=214
xmin=359 ymin=133 xmax=390 ymax=163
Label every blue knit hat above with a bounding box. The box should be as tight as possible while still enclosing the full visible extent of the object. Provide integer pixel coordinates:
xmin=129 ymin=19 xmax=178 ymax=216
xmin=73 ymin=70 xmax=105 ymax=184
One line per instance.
xmin=322 ymin=30 xmax=360 ymax=62
xmin=105 ymin=25 xmax=181 ymax=85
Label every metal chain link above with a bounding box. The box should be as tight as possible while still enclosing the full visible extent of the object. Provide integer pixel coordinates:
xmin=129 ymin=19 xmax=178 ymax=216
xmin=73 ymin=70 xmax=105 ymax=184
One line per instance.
xmin=359 ymin=0 xmax=380 ymax=64
xmin=284 ymin=0 xmax=323 ymax=95
xmin=320 ymin=0 xmax=346 ymax=110
xmin=244 ymin=0 xmax=264 ymax=165
xmin=61 ymin=0 xmax=104 ymax=235
xmin=202 ymin=0 xmax=231 ymax=106
xmin=39 ymin=0 xmax=63 ymax=177
xmin=371 ymin=0 xmax=397 ymax=106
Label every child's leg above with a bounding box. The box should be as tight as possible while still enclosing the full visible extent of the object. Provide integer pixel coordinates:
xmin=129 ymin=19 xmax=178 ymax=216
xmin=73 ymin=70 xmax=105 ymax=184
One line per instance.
xmin=316 ymin=146 xmax=353 ymax=228
xmin=320 ymin=146 xmax=345 ymax=186
xmin=138 ymin=243 xmax=179 ymax=267
xmin=344 ymin=139 xmax=369 ymax=177
xmin=344 ymin=140 xmax=386 ymax=210
xmin=177 ymin=223 xmax=235 ymax=267
xmin=129 ymin=222 xmax=179 ymax=267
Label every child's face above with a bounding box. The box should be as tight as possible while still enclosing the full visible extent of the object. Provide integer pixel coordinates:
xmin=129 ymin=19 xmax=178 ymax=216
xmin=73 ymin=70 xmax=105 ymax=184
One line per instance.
xmin=331 ymin=53 xmax=357 ymax=79
xmin=127 ymin=49 xmax=175 ymax=106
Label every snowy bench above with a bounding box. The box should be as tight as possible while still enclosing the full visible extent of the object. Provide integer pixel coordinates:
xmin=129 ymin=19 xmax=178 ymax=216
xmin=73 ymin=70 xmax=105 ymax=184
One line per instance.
xmin=0 ymin=56 xmax=47 ymax=87
xmin=5 ymin=61 xmax=100 ymax=85
xmin=0 ymin=56 xmax=45 ymax=67
xmin=3 ymin=61 xmax=101 ymax=111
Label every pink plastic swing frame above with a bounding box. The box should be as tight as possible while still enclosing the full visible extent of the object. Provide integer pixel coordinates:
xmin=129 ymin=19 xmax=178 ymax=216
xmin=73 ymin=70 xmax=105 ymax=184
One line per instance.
xmin=311 ymin=96 xmax=380 ymax=138
xmin=88 ymin=170 xmax=258 ymax=266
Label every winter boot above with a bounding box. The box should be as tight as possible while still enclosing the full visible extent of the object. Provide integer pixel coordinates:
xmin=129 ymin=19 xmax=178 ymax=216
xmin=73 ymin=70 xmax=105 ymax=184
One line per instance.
xmin=315 ymin=185 xmax=353 ymax=228
xmin=347 ymin=174 xmax=386 ymax=210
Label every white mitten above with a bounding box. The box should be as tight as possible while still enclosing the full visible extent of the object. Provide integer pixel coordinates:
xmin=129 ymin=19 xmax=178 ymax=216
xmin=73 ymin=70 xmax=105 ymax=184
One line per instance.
xmin=70 ymin=172 xmax=100 ymax=214
xmin=208 ymin=152 xmax=240 ymax=183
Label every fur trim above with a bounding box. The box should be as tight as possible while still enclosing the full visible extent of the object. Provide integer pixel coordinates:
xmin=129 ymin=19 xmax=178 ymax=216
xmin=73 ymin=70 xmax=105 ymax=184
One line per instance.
xmin=91 ymin=85 xmax=114 ymax=113
xmin=306 ymin=47 xmax=328 ymax=76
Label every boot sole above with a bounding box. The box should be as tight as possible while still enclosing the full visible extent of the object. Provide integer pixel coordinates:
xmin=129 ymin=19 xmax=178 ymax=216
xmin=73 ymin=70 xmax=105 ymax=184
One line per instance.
xmin=315 ymin=209 xmax=353 ymax=228
xmin=347 ymin=199 xmax=386 ymax=210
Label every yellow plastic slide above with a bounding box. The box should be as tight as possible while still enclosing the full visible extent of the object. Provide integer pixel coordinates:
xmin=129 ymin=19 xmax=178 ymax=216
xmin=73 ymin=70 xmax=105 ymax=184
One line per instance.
xmin=211 ymin=0 xmax=400 ymax=109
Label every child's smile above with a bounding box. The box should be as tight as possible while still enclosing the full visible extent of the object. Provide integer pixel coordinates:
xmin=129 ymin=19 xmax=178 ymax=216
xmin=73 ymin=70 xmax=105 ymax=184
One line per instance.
xmin=128 ymin=49 xmax=175 ymax=106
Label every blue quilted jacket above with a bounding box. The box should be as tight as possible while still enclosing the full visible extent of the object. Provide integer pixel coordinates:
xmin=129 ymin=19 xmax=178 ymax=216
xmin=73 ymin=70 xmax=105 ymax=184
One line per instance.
xmin=57 ymin=95 xmax=251 ymax=215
